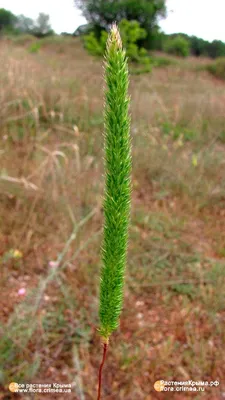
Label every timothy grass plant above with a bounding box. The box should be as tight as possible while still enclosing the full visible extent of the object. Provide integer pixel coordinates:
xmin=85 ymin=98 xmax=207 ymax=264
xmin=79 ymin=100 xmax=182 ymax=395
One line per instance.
xmin=97 ymin=24 xmax=132 ymax=399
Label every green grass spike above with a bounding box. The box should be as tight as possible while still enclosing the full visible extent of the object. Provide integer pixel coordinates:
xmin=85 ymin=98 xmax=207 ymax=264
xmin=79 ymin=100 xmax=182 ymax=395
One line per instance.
xmin=99 ymin=24 xmax=132 ymax=343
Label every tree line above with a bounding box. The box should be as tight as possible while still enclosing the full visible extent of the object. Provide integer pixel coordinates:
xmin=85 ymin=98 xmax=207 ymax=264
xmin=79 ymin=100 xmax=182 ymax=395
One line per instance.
xmin=0 ymin=8 xmax=53 ymax=37
xmin=158 ymin=32 xmax=225 ymax=59
xmin=1 ymin=1 xmax=225 ymax=59
xmin=74 ymin=0 xmax=225 ymax=59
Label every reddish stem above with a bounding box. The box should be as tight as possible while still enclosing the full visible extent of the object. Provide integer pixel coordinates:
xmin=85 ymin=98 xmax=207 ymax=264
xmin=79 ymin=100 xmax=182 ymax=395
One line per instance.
xmin=97 ymin=342 xmax=108 ymax=400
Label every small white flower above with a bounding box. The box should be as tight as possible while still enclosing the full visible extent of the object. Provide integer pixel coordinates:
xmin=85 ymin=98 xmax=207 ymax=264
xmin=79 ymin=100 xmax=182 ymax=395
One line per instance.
xmin=73 ymin=125 xmax=79 ymax=135
xmin=135 ymin=300 xmax=144 ymax=307
xmin=18 ymin=288 xmax=26 ymax=296
xmin=48 ymin=260 xmax=59 ymax=268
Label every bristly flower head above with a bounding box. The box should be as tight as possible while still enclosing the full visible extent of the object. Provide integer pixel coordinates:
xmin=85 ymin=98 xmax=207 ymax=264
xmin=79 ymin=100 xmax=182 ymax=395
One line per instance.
xmin=108 ymin=23 xmax=122 ymax=49
xmin=99 ymin=24 xmax=132 ymax=342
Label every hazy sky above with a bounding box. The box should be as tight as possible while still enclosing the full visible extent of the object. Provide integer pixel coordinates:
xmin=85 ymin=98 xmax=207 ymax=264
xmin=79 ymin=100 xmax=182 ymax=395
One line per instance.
xmin=0 ymin=0 xmax=225 ymax=42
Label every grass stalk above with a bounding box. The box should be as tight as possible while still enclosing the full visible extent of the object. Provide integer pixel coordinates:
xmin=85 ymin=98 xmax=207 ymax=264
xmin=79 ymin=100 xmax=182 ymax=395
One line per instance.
xmin=97 ymin=23 xmax=132 ymax=398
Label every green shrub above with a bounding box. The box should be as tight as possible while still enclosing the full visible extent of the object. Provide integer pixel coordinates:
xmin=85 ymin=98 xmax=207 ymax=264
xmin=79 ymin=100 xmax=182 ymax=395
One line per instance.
xmin=206 ymin=57 xmax=225 ymax=80
xmin=161 ymin=121 xmax=196 ymax=142
xmin=164 ymin=35 xmax=190 ymax=58
xmin=219 ymin=130 xmax=225 ymax=143
xmin=152 ymin=55 xmax=178 ymax=68
xmin=130 ymin=64 xmax=152 ymax=75
xmin=119 ymin=19 xmax=149 ymax=63
xmin=9 ymin=34 xmax=36 ymax=46
xmin=28 ymin=41 xmax=41 ymax=53
xmin=84 ymin=19 xmax=151 ymax=65
xmin=83 ymin=30 xmax=107 ymax=56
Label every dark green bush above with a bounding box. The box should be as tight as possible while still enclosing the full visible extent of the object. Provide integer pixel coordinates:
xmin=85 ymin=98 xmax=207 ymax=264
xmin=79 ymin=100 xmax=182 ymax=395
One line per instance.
xmin=152 ymin=55 xmax=177 ymax=68
xmin=206 ymin=57 xmax=225 ymax=80
xmin=130 ymin=64 xmax=152 ymax=75
xmin=164 ymin=35 xmax=190 ymax=58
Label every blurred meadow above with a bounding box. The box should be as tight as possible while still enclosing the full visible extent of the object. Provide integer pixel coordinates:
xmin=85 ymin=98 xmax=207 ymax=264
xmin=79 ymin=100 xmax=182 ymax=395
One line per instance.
xmin=0 ymin=35 xmax=225 ymax=399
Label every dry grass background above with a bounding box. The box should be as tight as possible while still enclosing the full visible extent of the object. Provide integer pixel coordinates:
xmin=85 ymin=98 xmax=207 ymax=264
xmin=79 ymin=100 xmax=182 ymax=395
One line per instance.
xmin=0 ymin=36 xmax=225 ymax=399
